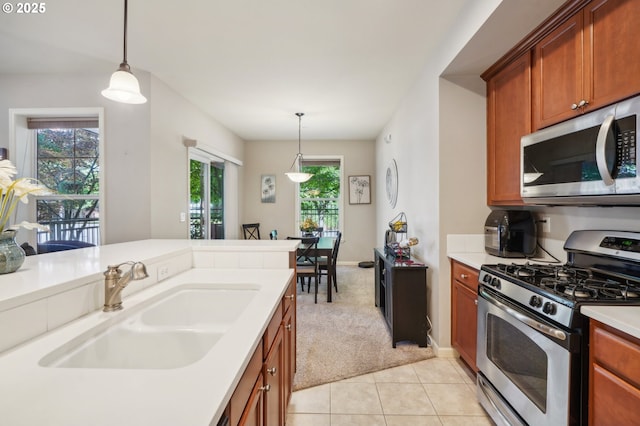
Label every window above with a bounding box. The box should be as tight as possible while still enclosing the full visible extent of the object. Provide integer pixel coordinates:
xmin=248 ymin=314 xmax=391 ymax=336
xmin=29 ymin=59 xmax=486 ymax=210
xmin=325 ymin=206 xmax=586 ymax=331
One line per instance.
xmin=189 ymin=150 xmax=225 ymax=239
xmin=298 ymin=157 xmax=343 ymax=236
xmin=34 ymin=123 xmax=100 ymax=249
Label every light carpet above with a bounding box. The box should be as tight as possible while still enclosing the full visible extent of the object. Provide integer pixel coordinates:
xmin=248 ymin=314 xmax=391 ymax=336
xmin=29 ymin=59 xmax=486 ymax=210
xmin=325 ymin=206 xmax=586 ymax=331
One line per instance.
xmin=293 ymin=264 xmax=434 ymax=391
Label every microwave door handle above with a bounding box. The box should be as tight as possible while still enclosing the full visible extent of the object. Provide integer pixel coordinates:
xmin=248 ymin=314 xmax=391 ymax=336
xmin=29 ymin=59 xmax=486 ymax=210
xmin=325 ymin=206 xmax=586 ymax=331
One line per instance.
xmin=596 ymin=114 xmax=615 ymax=186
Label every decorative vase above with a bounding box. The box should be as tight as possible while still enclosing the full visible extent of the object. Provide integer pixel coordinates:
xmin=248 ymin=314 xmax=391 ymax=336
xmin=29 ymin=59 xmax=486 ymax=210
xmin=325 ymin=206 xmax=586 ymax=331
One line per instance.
xmin=0 ymin=230 xmax=25 ymax=274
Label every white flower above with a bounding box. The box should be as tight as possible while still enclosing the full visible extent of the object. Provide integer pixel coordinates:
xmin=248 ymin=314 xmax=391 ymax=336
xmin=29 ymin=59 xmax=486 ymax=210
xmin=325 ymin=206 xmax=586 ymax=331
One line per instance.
xmin=0 ymin=160 xmax=52 ymax=233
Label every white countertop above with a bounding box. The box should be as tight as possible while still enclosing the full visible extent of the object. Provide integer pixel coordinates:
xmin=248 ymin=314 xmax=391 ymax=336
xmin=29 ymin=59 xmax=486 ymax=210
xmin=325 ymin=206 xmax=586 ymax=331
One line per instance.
xmin=0 ymin=239 xmax=298 ymax=312
xmin=581 ymin=306 xmax=640 ymax=340
xmin=0 ymin=267 xmax=294 ymax=426
xmin=447 ymin=252 xmax=561 ymax=270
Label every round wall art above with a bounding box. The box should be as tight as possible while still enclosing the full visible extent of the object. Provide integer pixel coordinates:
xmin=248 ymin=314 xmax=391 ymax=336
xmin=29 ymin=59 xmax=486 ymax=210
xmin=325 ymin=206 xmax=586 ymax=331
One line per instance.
xmin=385 ymin=159 xmax=398 ymax=208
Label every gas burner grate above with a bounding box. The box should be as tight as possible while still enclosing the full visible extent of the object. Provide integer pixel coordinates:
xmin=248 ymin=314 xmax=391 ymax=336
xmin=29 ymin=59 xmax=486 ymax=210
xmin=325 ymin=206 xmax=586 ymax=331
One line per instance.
xmin=539 ymin=277 xmax=640 ymax=301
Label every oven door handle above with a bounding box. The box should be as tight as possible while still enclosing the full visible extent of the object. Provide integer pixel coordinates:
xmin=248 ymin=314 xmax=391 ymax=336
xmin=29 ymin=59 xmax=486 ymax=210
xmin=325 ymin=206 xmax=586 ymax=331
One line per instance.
xmin=480 ymin=288 xmax=567 ymax=341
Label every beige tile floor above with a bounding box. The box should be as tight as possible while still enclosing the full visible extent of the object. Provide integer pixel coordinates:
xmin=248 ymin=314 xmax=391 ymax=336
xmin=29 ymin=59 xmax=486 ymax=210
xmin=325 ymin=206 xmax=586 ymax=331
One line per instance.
xmin=286 ymin=357 xmax=494 ymax=426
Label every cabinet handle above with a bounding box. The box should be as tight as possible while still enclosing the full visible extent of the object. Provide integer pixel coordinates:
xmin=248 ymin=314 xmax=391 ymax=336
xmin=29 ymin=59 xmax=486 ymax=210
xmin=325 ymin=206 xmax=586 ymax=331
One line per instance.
xmin=285 ymin=324 xmax=292 ymax=331
xmin=285 ymin=294 xmax=294 ymax=300
xmin=260 ymin=384 xmax=271 ymax=392
xmin=578 ymin=99 xmax=588 ymax=108
xmin=460 ymin=274 xmax=468 ymax=279
xmin=571 ymin=103 xmax=579 ymax=110
xmin=267 ymin=367 xmax=277 ymax=376
xmin=475 ymin=299 xmax=478 ymax=306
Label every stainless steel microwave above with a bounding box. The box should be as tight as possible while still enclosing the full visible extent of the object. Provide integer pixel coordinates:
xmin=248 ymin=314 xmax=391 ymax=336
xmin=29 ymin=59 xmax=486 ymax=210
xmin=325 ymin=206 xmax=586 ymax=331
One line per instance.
xmin=521 ymin=95 xmax=640 ymax=205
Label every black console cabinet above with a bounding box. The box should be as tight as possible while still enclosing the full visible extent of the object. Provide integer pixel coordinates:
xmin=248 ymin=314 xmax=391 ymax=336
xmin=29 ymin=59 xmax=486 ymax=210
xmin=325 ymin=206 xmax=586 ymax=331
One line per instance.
xmin=374 ymin=248 xmax=428 ymax=347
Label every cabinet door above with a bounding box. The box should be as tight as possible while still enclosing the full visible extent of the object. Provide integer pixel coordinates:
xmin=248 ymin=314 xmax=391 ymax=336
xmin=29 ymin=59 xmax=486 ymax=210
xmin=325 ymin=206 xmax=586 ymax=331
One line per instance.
xmin=451 ymin=280 xmax=478 ymax=372
xmin=384 ymin=267 xmax=393 ymax=327
xmin=487 ymin=52 xmax=531 ymax=205
xmin=584 ymin=0 xmax=640 ymax=109
xmin=282 ymin=308 xmax=295 ymax=407
xmin=238 ymin=374 xmax=264 ymax=426
xmin=263 ymin=326 xmax=283 ymax=426
xmin=533 ymin=13 xmax=583 ymax=129
xmin=590 ymin=364 xmax=640 ymax=425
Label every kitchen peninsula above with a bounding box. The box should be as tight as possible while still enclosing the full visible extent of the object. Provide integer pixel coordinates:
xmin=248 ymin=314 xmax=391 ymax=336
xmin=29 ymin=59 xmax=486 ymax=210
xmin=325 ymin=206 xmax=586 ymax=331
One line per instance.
xmin=0 ymin=239 xmax=298 ymax=425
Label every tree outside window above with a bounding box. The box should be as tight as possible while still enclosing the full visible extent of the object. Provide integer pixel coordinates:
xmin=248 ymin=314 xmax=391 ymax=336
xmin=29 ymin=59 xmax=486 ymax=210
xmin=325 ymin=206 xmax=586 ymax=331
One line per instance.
xmin=35 ymin=127 xmax=100 ymax=246
xmin=299 ymin=163 xmax=340 ymax=234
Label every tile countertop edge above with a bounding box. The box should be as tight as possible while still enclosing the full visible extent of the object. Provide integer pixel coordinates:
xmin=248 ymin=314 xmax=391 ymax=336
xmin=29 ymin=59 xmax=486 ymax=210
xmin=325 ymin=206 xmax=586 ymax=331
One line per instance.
xmin=581 ymin=305 xmax=640 ymax=340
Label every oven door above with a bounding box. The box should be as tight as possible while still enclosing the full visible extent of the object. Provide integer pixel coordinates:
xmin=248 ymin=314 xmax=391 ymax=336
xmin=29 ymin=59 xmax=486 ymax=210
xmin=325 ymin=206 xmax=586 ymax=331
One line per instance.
xmin=477 ymin=287 xmax=576 ymax=426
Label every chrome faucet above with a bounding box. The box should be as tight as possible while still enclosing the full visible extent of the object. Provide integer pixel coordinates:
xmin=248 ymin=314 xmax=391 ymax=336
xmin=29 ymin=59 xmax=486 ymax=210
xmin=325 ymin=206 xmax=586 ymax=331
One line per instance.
xmin=103 ymin=261 xmax=149 ymax=312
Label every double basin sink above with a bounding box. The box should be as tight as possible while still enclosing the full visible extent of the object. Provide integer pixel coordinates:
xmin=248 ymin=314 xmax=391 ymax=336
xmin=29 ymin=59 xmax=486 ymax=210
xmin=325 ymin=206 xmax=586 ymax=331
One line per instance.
xmin=39 ymin=284 xmax=258 ymax=369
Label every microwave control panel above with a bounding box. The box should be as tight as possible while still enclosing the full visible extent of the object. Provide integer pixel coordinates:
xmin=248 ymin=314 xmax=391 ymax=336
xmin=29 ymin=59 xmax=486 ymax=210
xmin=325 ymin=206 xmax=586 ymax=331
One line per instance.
xmin=615 ymin=115 xmax=636 ymax=178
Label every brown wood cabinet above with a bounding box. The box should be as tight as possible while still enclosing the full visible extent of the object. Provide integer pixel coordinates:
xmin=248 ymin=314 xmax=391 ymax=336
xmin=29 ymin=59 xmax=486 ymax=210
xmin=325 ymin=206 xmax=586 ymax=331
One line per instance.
xmin=486 ymin=52 xmax=531 ymax=206
xmin=533 ymin=0 xmax=640 ymax=129
xmin=484 ymin=0 xmax=640 ymax=205
xmin=589 ymin=320 xmax=640 ymax=425
xmin=228 ymin=276 xmax=296 ymax=426
xmin=450 ymin=260 xmax=479 ymax=372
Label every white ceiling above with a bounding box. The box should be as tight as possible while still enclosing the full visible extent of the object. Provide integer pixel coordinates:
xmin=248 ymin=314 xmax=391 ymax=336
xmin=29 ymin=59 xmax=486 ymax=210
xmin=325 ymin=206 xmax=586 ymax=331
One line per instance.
xmin=0 ymin=0 xmax=563 ymax=141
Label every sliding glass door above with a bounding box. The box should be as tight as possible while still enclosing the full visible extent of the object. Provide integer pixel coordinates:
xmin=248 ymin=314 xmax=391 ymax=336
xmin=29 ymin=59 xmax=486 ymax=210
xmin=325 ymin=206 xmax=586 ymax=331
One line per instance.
xmin=190 ymin=154 xmax=224 ymax=239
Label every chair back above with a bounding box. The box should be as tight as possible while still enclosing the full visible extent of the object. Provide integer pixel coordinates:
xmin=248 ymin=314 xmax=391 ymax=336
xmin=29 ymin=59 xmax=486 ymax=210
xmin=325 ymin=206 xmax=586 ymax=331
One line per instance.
xmin=242 ymin=223 xmax=261 ymax=240
xmin=332 ymin=231 xmax=342 ymax=263
xmin=287 ymin=236 xmax=319 ymax=267
xmin=269 ymin=229 xmax=278 ymax=240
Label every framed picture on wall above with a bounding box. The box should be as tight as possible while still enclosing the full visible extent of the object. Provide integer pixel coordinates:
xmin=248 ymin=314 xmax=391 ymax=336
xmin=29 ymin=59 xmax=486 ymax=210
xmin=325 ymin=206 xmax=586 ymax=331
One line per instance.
xmin=349 ymin=175 xmax=371 ymax=204
xmin=261 ymin=175 xmax=276 ymax=203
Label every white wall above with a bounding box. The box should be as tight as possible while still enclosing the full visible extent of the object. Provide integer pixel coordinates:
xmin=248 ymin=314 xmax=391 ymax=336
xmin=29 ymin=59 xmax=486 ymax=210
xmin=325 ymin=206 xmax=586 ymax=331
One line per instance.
xmin=0 ymin=72 xmax=152 ymax=244
xmin=0 ymin=72 xmax=246 ymax=245
xmin=376 ymin=0 xmax=501 ymax=352
xmin=243 ymin=139 xmax=376 ymax=263
xmin=149 ymin=76 xmax=245 ymax=239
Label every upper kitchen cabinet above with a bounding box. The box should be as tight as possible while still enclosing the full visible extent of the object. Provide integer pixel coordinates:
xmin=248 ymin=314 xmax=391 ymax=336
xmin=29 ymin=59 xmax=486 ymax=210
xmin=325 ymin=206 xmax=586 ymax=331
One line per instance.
xmin=486 ymin=52 xmax=531 ymax=206
xmin=533 ymin=0 xmax=640 ymax=130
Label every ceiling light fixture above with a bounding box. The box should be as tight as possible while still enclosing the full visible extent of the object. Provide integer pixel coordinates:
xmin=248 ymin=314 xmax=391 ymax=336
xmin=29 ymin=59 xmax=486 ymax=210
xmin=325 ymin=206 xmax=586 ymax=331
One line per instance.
xmin=285 ymin=112 xmax=313 ymax=183
xmin=101 ymin=0 xmax=147 ymax=104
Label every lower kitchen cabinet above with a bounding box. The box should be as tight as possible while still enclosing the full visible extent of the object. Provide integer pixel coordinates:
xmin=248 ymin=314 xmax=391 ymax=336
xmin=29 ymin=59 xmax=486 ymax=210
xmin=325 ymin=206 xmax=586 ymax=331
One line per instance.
xmin=374 ymin=248 xmax=428 ymax=348
xmin=589 ymin=320 xmax=640 ymax=425
xmin=228 ymin=277 xmax=296 ymax=426
xmin=450 ymin=260 xmax=479 ymax=372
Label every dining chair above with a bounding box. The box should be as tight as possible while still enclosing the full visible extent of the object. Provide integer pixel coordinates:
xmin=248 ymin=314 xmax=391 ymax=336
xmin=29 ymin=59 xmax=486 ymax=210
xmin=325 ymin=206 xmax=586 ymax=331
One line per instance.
xmin=242 ymin=223 xmax=261 ymax=240
xmin=319 ymin=231 xmax=341 ymax=292
xmin=287 ymin=236 xmax=320 ymax=301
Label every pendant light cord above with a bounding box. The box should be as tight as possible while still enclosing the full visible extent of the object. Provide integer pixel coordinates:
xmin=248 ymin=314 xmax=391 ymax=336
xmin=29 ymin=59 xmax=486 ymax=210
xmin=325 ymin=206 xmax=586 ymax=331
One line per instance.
xmin=122 ymin=0 xmax=129 ymax=66
xmin=289 ymin=113 xmax=305 ymax=170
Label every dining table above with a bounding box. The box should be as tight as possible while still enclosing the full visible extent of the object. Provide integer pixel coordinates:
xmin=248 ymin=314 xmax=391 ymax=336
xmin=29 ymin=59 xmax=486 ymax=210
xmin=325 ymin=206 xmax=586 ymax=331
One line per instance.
xmin=298 ymin=236 xmax=336 ymax=302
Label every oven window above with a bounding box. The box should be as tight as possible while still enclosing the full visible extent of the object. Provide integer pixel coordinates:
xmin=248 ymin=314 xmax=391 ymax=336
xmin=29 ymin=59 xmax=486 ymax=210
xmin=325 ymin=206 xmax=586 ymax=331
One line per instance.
xmin=487 ymin=313 xmax=547 ymax=412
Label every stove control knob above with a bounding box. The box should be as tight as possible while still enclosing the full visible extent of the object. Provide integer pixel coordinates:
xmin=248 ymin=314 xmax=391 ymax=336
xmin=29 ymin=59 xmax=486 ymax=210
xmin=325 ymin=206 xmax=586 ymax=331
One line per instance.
xmin=490 ymin=277 xmax=501 ymax=289
xmin=543 ymin=302 xmax=557 ymax=315
xmin=529 ymin=295 xmax=543 ymax=308
xmin=483 ymin=274 xmax=492 ymax=284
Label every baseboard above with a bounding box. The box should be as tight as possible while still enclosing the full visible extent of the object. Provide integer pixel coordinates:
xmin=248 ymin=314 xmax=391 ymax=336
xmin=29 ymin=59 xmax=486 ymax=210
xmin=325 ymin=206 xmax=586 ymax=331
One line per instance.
xmin=429 ymin=336 xmax=457 ymax=358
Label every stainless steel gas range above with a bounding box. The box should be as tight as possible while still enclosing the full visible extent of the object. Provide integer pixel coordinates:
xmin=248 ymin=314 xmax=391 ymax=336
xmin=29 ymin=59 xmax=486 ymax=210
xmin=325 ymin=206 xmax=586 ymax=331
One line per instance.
xmin=476 ymin=230 xmax=640 ymax=426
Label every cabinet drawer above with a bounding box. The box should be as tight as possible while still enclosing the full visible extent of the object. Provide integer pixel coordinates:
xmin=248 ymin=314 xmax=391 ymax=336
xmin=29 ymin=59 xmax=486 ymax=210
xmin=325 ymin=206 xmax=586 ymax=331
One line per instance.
xmin=263 ymin=303 xmax=283 ymax=355
xmin=282 ymin=277 xmax=295 ymax=315
xmin=591 ymin=321 xmax=640 ymax=388
xmin=451 ymin=261 xmax=479 ymax=292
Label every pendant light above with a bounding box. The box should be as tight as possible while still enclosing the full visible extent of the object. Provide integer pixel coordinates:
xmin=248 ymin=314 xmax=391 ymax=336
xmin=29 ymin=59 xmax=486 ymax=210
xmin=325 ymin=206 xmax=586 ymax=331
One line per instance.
xmin=285 ymin=112 xmax=313 ymax=183
xmin=101 ymin=0 xmax=147 ymax=104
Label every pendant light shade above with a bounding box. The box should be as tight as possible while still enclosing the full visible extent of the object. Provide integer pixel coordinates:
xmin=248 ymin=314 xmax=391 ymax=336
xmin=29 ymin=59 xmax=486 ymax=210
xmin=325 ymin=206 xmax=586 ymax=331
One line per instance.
xmin=102 ymin=0 xmax=147 ymax=104
xmin=285 ymin=113 xmax=313 ymax=183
